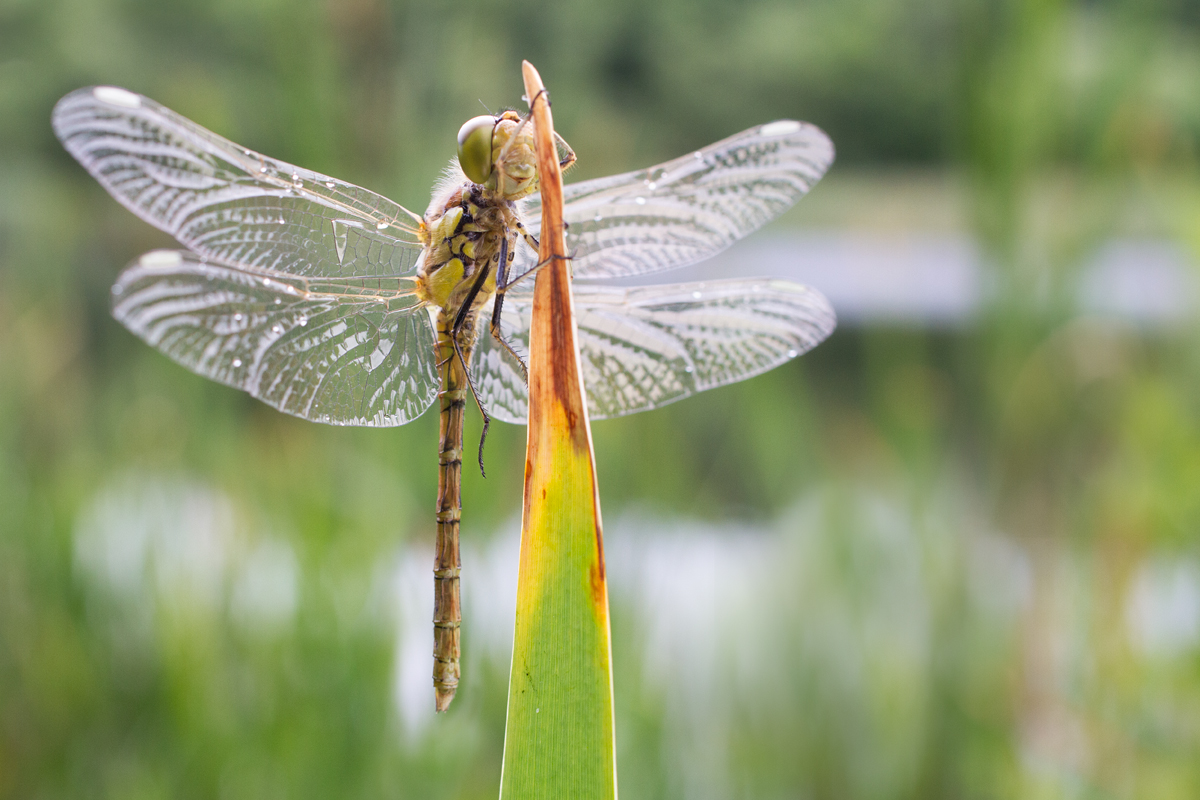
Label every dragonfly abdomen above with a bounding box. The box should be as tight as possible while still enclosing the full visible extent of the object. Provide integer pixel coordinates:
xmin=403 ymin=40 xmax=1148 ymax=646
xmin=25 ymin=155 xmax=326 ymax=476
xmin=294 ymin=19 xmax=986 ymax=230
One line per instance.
xmin=432 ymin=306 xmax=482 ymax=712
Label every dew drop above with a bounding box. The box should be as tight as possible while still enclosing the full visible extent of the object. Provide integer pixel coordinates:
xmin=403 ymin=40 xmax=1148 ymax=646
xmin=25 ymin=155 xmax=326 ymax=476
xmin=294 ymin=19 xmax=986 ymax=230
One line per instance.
xmin=233 ymin=313 xmax=244 ymax=322
xmin=692 ymin=291 xmax=702 ymax=299
xmin=273 ymin=298 xmax=281 ymax=305
xmin=376 ymin=221 xmax=389 ymax=230
xmin=262 ymin=277 xmax=273 ymax=287
xmin=593 ymin=213 xmax=603 ymax=222
xmin=271 ymin=324 xmax=283 ymax=334
xmin=787 ymin=348 xmax=799 ymax=358
xmin=142 ymin=250 xmax=182 ymax=268
xmin=291 ymin=173 xmax=302 ymax=188
xmin=325 ymin=181 xmax=335 ymax=189
xmin=694 ymin=151 xmax=703 ymax=160
xmin=685 ymin=365 xmax=694 ymax=373
xmin=634 ymin=196 xmax=646 ymax=205
xmin=94 ymin=86 xmax=141 ymax=108
xmin=535 ymin=708 xmax=540 ymax=714
xmin=259 ymin=164 xmax=268 ymax=173
xmin=298 ymin=316 xmax=308 ymax=327
xmin=760 ymin=120 xmax=802 ymax=137
xmin=232 ymin=357 xmax=243 ymax=367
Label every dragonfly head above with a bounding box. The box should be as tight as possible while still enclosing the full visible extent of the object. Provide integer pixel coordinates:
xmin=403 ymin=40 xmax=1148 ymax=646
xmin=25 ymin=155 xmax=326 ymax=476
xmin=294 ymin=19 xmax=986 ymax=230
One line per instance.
xmin=456 ymin=111 xmax=538 ymax=200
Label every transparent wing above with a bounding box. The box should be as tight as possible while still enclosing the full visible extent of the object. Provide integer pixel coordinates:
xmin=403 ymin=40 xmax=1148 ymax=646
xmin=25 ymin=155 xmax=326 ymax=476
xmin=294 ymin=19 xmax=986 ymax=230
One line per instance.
xmin=471 ymin=292 xmax=534 ymax=425
xmin=53 ymin=86 xmax=424 ymax=280
xmin=512 ymin=121 xmax=834 ymax=281
xmin=473 ymin=278 xmax=836 ymax=423
xmin=113 ymin=250 xmax=439 ymax=426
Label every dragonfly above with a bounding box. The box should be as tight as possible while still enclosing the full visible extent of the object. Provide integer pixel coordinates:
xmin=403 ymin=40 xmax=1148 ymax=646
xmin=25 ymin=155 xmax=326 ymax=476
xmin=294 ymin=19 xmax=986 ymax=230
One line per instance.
xmin=52 ymin=85 xmax=837 ymax=712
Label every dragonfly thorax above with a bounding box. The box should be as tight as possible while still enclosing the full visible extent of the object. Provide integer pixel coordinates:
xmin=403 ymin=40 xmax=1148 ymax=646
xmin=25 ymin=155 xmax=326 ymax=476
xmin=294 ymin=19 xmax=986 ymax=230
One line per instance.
xmin=415 ymin=182 xmax=522 ymax=316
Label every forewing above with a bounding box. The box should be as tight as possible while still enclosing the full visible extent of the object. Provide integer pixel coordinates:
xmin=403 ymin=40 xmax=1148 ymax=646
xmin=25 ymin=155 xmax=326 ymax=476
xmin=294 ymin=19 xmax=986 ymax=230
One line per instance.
xmin=113 ymin=250 xmax=439 ymax=426
xmin=474 ymin=278 xmax=835 ymax=423
xmin=53 ymin=86 xmax=424 ymax=280
xmin=513 ymin=121 xmax=833 ymax=280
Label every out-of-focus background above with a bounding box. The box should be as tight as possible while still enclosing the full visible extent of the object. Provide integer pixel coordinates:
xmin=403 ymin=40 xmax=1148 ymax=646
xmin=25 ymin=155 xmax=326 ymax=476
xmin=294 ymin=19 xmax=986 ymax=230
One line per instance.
xmin=3 ymin=0 xmax=1200 ymax=797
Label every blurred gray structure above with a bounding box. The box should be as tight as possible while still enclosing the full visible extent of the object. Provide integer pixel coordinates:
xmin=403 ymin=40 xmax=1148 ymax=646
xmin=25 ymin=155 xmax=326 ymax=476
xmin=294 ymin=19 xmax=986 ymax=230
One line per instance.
xmin=638 ymin=234 xmax=1200 ymax=326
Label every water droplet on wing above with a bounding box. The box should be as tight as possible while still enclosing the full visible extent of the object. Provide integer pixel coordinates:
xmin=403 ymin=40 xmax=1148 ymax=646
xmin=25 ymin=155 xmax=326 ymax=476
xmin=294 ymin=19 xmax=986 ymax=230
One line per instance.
xmin=93 ymin=86 xmax=141 ymax=108
xmin=141 ymin=250 xmax=182 ymax=268
xmin=232 ymin=357 xmax=242 ymax=367
xmin=760 ymin=120 xmax=802 ymax=137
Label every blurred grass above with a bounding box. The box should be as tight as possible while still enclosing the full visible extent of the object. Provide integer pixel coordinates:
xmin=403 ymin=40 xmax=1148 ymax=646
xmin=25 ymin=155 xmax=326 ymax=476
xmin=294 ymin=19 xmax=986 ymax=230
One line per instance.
xmin=3 ymin=0 xmax=1200 ymax=798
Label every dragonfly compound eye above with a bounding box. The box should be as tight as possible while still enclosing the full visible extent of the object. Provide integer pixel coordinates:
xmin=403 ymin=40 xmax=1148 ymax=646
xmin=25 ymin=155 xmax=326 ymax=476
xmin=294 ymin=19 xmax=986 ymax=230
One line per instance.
xmin=457 ymin=115 xmax=497 ymax=185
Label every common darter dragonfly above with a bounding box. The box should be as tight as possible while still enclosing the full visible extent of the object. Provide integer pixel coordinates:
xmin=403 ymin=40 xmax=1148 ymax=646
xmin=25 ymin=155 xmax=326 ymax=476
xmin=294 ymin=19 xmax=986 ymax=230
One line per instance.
xmin=53 ymin=85 xmax=836 ymax=711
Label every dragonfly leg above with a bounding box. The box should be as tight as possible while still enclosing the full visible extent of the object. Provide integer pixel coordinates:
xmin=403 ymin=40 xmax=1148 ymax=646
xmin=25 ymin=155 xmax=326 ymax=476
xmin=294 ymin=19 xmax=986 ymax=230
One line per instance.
xmin=501 ymin=250 xmax=573 ymax=290
xmin=489 ymin=237 xmax=529 ymax=381
xmin=518 ymin=223 xmax=540 ymax=254
xmin=552 ymin=129 xmax=576 ymax=172
xmin=452 ymin=334 xmax=491 ymax=477
xmin=501 ymin=90 xmax=547 ymax=160
xmin=494 ymin=93 xmax=543 ymax=177
xmin=450 ymin=259 xmax=497 ymax=476
xmin=498 ymin=90 xmax=574 ymax=172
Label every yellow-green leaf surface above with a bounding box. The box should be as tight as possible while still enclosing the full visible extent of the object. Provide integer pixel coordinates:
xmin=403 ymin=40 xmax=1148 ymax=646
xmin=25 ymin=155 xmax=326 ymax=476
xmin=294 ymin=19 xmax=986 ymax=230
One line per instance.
xmin=499 ymin=62 xmax=617 ymax=799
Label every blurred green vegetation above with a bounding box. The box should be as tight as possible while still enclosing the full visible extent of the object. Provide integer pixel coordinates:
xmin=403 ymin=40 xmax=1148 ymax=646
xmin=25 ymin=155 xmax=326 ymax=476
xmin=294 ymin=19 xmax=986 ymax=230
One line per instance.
xmin=3 ymin=0 xmax=1200 ymax=798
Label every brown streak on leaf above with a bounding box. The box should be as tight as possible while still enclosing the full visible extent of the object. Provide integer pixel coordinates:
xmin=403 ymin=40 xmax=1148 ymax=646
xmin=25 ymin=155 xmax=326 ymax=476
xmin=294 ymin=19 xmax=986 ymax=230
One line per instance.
xmin=589 ymin=557 xmax=606 ymax=611
xmin=522 ymin=61 xmax=589 ymax=456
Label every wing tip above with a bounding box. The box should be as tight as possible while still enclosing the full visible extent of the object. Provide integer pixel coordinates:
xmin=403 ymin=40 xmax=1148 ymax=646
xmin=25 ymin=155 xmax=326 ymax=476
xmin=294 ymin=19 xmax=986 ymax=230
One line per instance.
xmin=767 ymin=278 xmax=838 ymax=340
xmin=52 ymin=86 xmax=142 ymax=136
xmin=755 ymin=118 xmax=836 ymax=173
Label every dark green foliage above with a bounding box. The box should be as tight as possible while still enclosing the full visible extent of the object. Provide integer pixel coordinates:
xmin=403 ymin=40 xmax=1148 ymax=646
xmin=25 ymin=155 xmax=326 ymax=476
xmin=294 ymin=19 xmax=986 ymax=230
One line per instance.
xmin=3 ymin=0 xmax=1200 ymax=797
